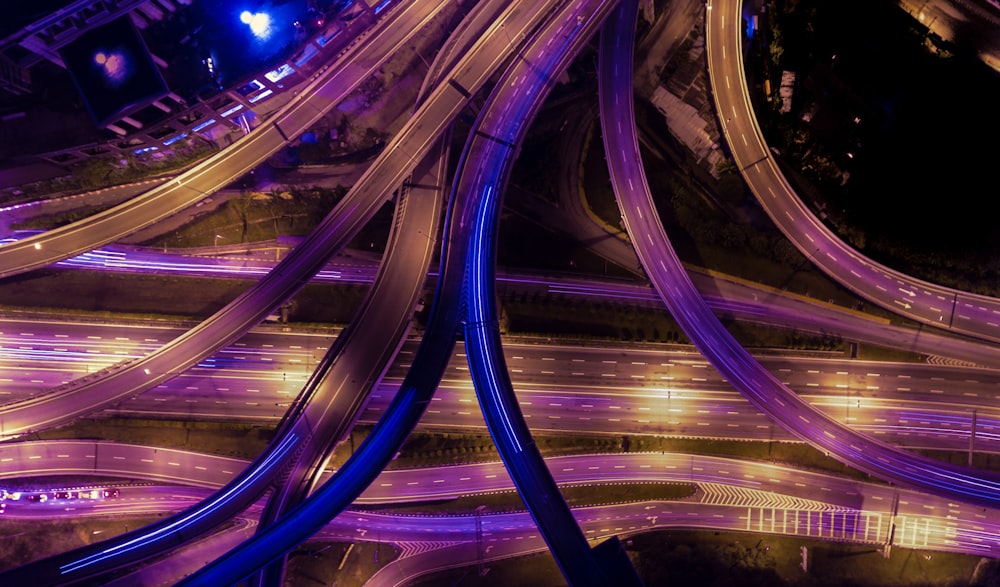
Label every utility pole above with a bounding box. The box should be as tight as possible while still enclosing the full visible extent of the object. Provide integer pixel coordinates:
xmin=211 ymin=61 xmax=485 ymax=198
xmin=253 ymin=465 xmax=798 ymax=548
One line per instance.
xmin=476 ymin=505 xmax=487 ymax=576
xmin=969 ymin=409 xmax=978 ymax=467
xmin=884 ymin=490 xmax=899 ymax=559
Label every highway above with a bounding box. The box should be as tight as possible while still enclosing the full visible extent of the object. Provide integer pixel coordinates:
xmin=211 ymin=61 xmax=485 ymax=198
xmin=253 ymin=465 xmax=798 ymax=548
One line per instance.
xmin=452 ymin=0 xmax=647 ymax=585
xmin=8 ymin=231 xmax=1000 ymax=368
xmin=250 ymin=0 xmax=500 ymax=572
xmin=182 ymin=0 xmax=642 ymax=581
xmin=112 ymin=0 xmax=517 ymax=574
xmin=599 ymin=0 xmax=1000 ymax=509
xmin=0 ymin=0 xmax=457 ymax=442
xmin=0 ymin=0 xmax=511 ymax=582
xmin=0 ymin=0 xmax=450 ymax=279
xmin=252 ymin=122 xmax=444 ymax=515
xmin=250 ymin=2 xmax=523 ymax=579
xmin=1 ymin=0 xmax=998 ymax=582
xmin=0 ymin=0 xmax=608 ymax=584
xmin=3 ymin=316 xmax=1000 ymax=452
xmin=4 ymin=451 xmax=1000 ymax=584
xmin=181 ymin=0 xmax=642 ymax=584
xmin=1 ymin=3 xmax=475 ymax=569
xmin=705 ymin=0 xmax=1000 ymax=344
xmin=5 ymin=438 xmax=1000 ymax=524
xmin=0 ymin=0 xmax=613 ymax=441
xmin=249 ymin=135 xmax=447 ymax=586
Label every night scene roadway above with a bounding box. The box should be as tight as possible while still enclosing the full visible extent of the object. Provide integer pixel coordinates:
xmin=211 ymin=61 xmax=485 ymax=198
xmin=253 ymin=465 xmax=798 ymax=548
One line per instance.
xmin=0 ymin=0 xmax=573 ymax=584
xmin=183 ymin=0 xmax=641 ymax=584
xmin=599 ymin=0 xmax=1000 ymax=510
xmin=7 ymin=234 xmax=1000 ymax=365
xmin=170 ymin=0 xmax=591 ymax=580
xmin=0 ymin=0 xmax=457 ymax=442
xmin=706 ymin=0 xmax=1000 ymax=344
xmin=0 ymin=0 xmax=538 ymax=440
xmin=248 ymin=1 xmax=511 ymax=563
xmin=4 ymin=318 xmax=1000 ymax=456
xmin=0 ymin=0 xmax=452 ymax=279
xmin=249 ymin=120 xmax=447 ymax=586
xmin=4 ymin=451 xmax=1000 ymax=585
xmin=8 ymin=225 xmax=1000 ymax=370
xmin=0 ymin=0 xmax=999 ymax=584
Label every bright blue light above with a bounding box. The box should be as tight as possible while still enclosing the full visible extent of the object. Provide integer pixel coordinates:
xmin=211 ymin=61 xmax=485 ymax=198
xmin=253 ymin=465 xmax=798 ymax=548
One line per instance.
xmin=220 ymin=103 xmax=243 ymax=117
xmin=248 ymin=88 xmax=273 ymax=103
xmin=191 ymin=118 xmax=217 ymax=133
xmin=163 ymin=133 xmax=188 ymax=146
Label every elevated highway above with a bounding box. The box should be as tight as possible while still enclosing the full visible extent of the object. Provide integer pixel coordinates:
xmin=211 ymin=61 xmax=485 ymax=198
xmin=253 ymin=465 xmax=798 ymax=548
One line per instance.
xmin=0 ymin=0 xmax=453 ymax=442
xmin=706 ymin=0 xmax=1000 ymax=345
xmin=3 ymin=449 xmax=1000 ymax=583
xmin=0 ymin=0 xmax=574 ymax=582
xmin=179 ymin=0 xmax=643 ymax=584
xmin=598 ymin=0 xmax=1000 ymax=511
xmin=2 ymin=0 xmax=998 ymax=582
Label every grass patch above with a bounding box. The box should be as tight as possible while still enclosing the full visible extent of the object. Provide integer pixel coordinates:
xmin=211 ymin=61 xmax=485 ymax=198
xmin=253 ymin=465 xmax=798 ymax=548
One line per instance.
xmin=6 ymin=140 xmax=216 ymax=206
xmin=0 ymin=268 xmax=369 ymax=324
xmin=560 ymin=482 xmax=696 ymax=506
xmin=854 ymin=343 xmax=927 ymax=363
xmin=375 ymin=430 xmax=624 ymax=470
xmin=11 ymin=202 xmax=124 ymax=231
xmin=320 ymin=428 xmax=620 ymax=475
xmin=721 ymin=319 xmax=848 ymax=354
xmin=0 ymin=269 xmax=254 ymax=319
xmin=411 ymin=549 xmax=565 ymax=587
xmin=501 ymin=297 xmax=689 ymax=344
xmin=629 ymin=530 xmax=988 ymax=587
xmin=500 ymin=289 xmax=872 ymax=353
xmin=135 ymin=186 xmax=345 ymax=248
xmin=0 ymin=515 xmax=164 ymax=573
xmin=625 ymin=436 xmax=879 ymax=482
xmin=498 ymin=213 xmax=637 ymax=280
xmin=415 ymin=529 xmax=993 ymax=587
xmin=33 ymin=418 xmax=275 ymax=460
xmin=509 ymin=128 xmax=561 ymax=205
xmin=911 ymin=449 xmax=1000 ymax=474
xmin=577 ymin=120 xmax=625 ymax=230
xmin=354 ymin=483 xmax=697 ymax=515
xmin=132 ymin=187 xmax=395 ymax=256
xmin=283 ymin=541 xmax=399 ymax=587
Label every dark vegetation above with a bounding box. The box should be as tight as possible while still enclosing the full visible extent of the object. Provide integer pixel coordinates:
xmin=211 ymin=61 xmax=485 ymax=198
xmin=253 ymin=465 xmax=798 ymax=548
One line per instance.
xmin=414 ymin=530 xmax=994 ymax=587
xmin=754 ymin=0 xmax=1000 ymax=296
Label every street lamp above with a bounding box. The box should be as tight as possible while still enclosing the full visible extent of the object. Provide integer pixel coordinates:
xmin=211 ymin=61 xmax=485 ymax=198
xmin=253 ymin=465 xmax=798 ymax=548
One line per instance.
xmin=842 ymin=372 xmax=860 ymax=426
